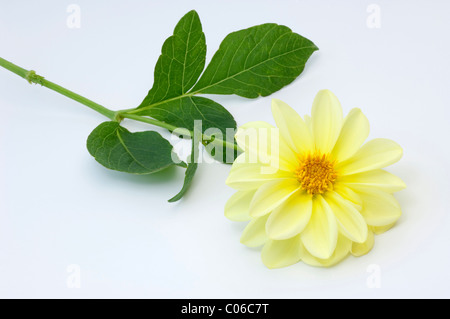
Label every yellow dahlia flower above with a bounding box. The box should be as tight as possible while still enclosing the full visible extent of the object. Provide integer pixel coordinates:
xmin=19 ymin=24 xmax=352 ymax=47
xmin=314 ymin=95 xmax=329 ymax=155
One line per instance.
xmin=225 ymin=90 xmax=405 ymax=268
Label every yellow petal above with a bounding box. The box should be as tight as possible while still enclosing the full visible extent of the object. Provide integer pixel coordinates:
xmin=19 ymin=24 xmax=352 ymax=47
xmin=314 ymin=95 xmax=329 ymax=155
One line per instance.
xmin=325 ymin=191 xmax=368 ymax=243
xmin=371 ymin=223 xmax=396 ymax=235
xmin=235 ymin=122 xmax=297 ymax=172
xmin=338 ymin=169 xmax=406 ymax=193
xmin=333 ymin=183 xmax=363 ymax=211
xmin=226 ymin=155 xmax=293 ymax=190
xmin=336 ymin=138 xmax=403 ymax=175
xmin=239 ymin=121 xmax=274 ymax=130
xmin=235 ymin=122 xmax=276 ymax=165
xmin=332 ymin=108 xmax=370 ymax=162
xmin=261 ymin=234 xmax=302 ymax=269
xmin=271 ymin=99 xmax=313 ymax=154
xmin=351 ymin=229 xmax=375 ymax=257
xmin=240 ymin=215 xmax=270 ymax=247
xmin=301 ymin=233 xmax=352 ymax=267
xmin=304 ymin=114 xmax=312 ymax=133
xmin=300 ymin=195 xmax=338 ymax=259
xmin=277 ymin=136 xmax=300 ymax=172
xmin=311 ymin=89 xmax=343 ymax=153
xmin=355 ymin=188 xmax=402 ymax=226
xmin=224 ymin=190 xmax=256 ymax=221
xmin=265 ymin=191 xmax=313 ymax=240
xmin=249 ymin=179 xmax=301 ymax=218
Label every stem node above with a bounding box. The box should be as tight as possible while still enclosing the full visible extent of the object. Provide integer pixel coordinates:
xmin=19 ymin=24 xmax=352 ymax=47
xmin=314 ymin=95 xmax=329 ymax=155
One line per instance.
xmin=114 ymin=111 xmax=124 ymax=123
xmin=25 ymin=70 xmax=45 ymax=85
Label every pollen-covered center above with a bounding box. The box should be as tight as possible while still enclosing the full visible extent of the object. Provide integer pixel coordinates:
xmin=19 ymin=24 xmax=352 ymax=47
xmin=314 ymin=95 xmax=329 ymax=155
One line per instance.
xmin=294 ymin=153 xmax=338 ymax=195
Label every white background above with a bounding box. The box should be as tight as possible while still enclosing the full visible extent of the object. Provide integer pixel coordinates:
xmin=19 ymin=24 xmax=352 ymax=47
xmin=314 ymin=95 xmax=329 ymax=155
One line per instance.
xmin=1 ymin=0 xmax=449 ymax=298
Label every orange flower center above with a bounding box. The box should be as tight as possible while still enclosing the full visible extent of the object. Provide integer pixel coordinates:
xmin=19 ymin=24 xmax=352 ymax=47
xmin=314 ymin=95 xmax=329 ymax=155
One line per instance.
xmin=294 ymin=153 xmax=338 ymax=195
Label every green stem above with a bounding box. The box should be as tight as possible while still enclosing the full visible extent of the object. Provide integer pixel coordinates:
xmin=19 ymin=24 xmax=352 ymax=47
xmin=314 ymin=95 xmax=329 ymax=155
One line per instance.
xmin=121 ymin=113 xmax=239 ymax=152
xmin=0 ymin=57 xmax=116 ymax=120
xmin=121 ymin=113 xmax=192 ymax=136
xmin=0 ymin=57 xmax=240 ymax=153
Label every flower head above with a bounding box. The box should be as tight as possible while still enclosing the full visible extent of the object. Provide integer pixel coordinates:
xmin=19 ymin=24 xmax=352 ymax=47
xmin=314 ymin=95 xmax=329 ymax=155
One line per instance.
xmin=225 ymin=90 xmax=405 ymax=268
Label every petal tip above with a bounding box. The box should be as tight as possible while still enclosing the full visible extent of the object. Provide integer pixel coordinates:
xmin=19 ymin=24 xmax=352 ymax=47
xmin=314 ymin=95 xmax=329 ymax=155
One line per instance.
xmin=317 ymin=88 xmax=334 ymax=95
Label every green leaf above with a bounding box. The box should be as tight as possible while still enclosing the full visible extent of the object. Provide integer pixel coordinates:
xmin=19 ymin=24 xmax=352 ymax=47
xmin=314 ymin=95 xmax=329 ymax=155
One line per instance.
xmin=168 ymin=124 xmax=202 ymax=202
xmin=134 ymin=10 xmax=236 ymax=139
xmin=135 ymin=96 xmax=236 ymax=135
xmin=138 ymin=10 xmax=206 ymax=107
xmin=190 ymin=23 xmax=318 ymax=98
xmin=87 ymin=121 xmax=184 ymax=174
